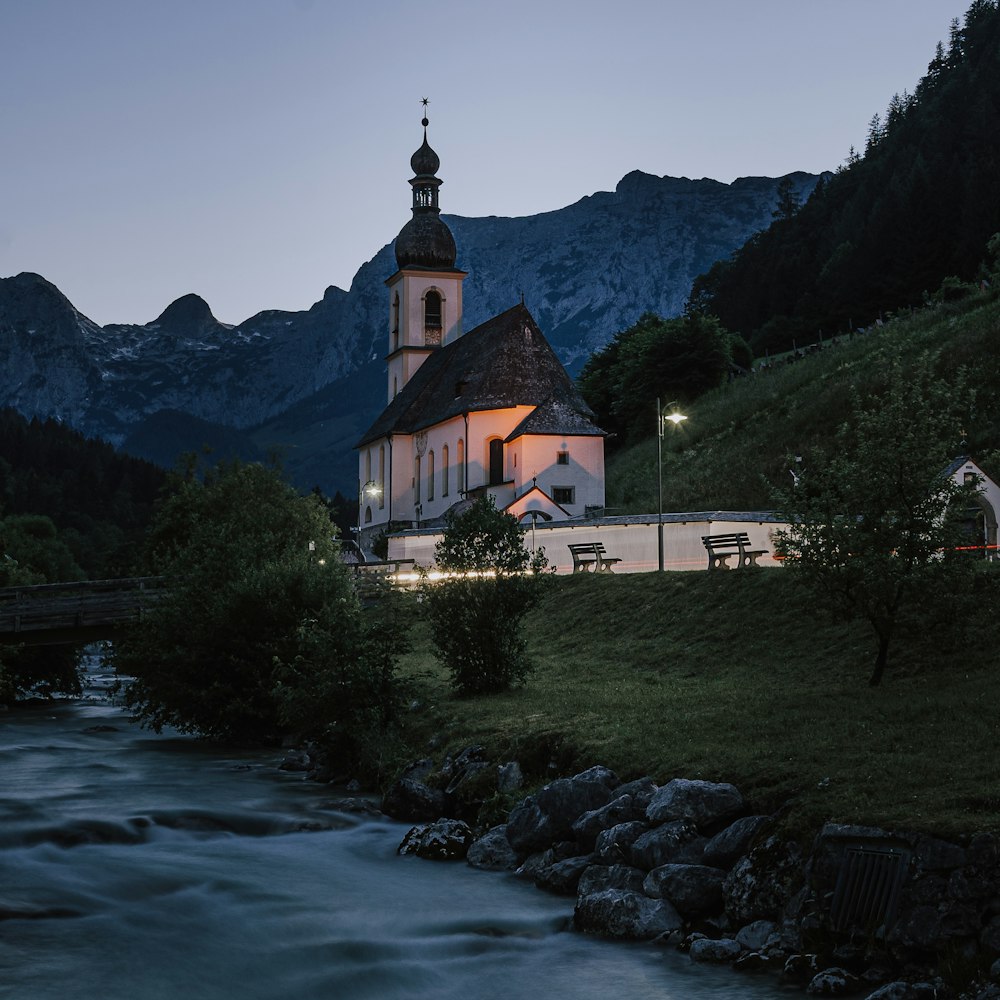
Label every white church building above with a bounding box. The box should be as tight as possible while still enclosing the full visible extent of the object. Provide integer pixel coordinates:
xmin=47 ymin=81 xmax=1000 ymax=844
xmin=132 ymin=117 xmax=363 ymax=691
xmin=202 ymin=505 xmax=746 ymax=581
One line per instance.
xmin=355 ymin=114 xmax=606 ymax=549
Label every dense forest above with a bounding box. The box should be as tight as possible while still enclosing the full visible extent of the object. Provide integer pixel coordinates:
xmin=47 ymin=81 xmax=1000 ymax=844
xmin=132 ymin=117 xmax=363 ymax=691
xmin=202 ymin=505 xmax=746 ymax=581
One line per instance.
xmin=0 ymin=408 xmax=166 ymax=581
xmin=688 ymin=0 xmax=1000 ymax=354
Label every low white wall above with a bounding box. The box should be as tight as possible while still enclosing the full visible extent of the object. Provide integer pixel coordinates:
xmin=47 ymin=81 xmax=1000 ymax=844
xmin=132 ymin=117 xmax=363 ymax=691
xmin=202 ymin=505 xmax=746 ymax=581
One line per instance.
xmin=386 ymin=515 xmax=786 ymax=574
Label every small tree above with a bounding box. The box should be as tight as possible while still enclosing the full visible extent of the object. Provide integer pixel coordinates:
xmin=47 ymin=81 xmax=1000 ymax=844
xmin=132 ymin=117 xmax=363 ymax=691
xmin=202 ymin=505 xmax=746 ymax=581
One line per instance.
xmin=772 ymin=353 xmax=979 ymax=686
xmin=424 ymin=496 xmax=548 ymax=695
xmin=113 ymin=461 xmax=393 ymax=750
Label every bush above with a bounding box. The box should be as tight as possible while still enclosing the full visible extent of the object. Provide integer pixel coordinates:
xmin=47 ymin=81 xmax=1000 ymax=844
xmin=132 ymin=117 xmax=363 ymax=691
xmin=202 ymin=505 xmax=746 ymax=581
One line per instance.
xmin=424 ymin=496 xmax=549 ymax=695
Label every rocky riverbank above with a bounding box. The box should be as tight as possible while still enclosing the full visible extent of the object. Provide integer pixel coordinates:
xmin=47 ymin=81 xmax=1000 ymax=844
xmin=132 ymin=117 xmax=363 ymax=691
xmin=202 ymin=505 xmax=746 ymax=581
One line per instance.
xmin=376 ymin=750 xmax=1000 ymax=1000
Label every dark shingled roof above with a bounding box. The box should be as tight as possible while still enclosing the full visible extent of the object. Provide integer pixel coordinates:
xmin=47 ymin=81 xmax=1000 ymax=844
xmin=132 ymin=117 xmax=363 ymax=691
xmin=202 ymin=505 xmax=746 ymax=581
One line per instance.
xmin=356 ymin=303 xmax=604 ymax=447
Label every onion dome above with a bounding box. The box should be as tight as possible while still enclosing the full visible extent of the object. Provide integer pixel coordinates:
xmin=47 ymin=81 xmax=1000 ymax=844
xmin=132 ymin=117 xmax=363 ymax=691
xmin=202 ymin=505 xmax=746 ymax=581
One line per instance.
xmin=394 ymin=108 xmax=457 ymax=271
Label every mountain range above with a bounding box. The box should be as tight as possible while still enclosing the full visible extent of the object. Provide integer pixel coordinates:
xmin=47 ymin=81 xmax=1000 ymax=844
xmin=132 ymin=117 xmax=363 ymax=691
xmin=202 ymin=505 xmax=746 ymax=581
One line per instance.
xmin=0 ymin=169 xmax=821 ymax=495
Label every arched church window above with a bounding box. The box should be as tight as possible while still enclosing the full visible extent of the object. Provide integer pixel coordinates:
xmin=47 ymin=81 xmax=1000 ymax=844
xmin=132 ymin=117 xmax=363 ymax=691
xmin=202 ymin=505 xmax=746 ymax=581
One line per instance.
xmin=378 ymin=446 xmax=385 ymax=509
xmin=414 ymin=455 xmax=421 ymax=503
xmin=427 ymin=450 xmax=435 ymax=500
xmin=442 ymin=444 xmax=449 ymax=496
xmin=488 ymin=438 xmax=504 ymax=486
xmin=424 ymin=290 xmax=442 ymax=329
xmin=364 ymin=506 xmax=373 ymax=524
xmin=457 ymin=439 xmax=464 ymax=492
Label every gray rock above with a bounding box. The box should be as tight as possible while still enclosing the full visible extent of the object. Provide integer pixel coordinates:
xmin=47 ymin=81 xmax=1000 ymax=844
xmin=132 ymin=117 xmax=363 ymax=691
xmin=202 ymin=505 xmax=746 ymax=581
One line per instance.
xmin=506 ymin=766 xmax=619 ymax=853
xmin=574 ymin=888 xmax=683 ymax=941
xmin=630 ymin=819 xmax=703 ymax=870
xmin=912 ymin=834 xmax=968 ymax=872
xmin=572 ymin=794 xmax=640 ymax=849
xmin=535 ymin=855 xmax=593 ymax=895
xmin=689 ymin=938 xmax=741 ymax=963
xmin=862 ymin=984 xmax=921 ymax=1000
xmin=381 ymin=777 xmax=447 ymax=822
xmin=722 ymin=835 xmax=803 ymax=924
xmin=703 ymin=815 xmax=770 ymax=869
xmin=643 ymin=864 xmax=726 ymax=917
xmin=887 ymin=904 xmax=942 ymax=952
xmin=645 ymin=778 xmax=743 ymax=829
xmin=467 ymin=825 xmax=523 ymax=871
xmin=735 ymin=919 xmax=778 ymax=952
xmin=496 ymin=761 xmax=523 ymax=792
xmin=807 ymin=968 xmax=857 ymax=995
xmin=616 ymin=776 xmax=658 ymax=811
xmin=733 ymin=952 xmax=770 ymax=972
xmin=595 ymin=820 xmax=649 ymax=863
xmin=397 ymin=818 xmax=473 ymax=860
xmin=577 ymin=864 xmax=647 ymax=898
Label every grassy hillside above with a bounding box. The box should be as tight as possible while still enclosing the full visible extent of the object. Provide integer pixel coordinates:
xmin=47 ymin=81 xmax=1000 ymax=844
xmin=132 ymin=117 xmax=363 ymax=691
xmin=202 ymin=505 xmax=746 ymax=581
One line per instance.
xmin=604 ymin=293 xmax=1000 ymax=515
xmin=396 ymin=568 xmax=1000 ymax=841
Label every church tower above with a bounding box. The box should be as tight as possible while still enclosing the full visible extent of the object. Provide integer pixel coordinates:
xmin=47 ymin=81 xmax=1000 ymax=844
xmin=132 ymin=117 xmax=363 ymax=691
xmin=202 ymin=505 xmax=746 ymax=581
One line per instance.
xmin=385 ymin=106 xmax=466 ymax=404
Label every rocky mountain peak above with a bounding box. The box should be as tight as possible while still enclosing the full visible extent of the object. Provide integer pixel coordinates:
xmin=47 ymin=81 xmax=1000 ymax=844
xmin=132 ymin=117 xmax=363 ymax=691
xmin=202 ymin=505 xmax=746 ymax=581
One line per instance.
xmin=151 ymin=293 xmax=226 ymax=338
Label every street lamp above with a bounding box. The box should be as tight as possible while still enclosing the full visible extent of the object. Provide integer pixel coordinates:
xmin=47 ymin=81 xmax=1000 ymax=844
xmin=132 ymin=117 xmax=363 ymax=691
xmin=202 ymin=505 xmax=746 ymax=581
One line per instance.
xmin=356 ymin=480 xmax=382 ymax=561
xmin=657 ymin=398 xmax=687 ymax=572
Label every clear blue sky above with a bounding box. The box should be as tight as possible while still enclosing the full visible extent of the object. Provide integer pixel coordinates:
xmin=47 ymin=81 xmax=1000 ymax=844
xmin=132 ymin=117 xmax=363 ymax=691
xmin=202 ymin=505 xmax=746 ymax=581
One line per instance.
xmin=1 ymin=0 xmax=972 ymax=326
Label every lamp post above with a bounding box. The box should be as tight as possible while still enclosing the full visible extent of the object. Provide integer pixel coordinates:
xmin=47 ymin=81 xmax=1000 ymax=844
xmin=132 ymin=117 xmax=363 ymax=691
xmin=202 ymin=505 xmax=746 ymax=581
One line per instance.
xmin=657 ymin=398 xmax=687 ymax=572
xmin=356 ymin=480 xmax=382 ymax=561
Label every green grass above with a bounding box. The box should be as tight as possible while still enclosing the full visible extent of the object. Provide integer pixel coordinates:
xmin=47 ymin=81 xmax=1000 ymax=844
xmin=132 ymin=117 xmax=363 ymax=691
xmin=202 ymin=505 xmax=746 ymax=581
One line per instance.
xmin=394 ymin=570 xmax=1000 ymax=842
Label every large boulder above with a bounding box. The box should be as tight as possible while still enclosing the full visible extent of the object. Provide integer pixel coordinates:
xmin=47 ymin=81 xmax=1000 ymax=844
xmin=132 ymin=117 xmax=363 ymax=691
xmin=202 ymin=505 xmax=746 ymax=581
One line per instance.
xmin=646 ymin=778 xmax=744 ymax=829
xmin=723 ymin=835 xmax=803 ymax=924
xmin=577 ymin=864 xmax=647 ymax=898
xmin=643 ymin=863 xmax=726 ymax=917
xmin=807 ymin=967 xmax=857 ymax=995
xmin=506 ymin=766 xmax=619 ymax=853
xmin=703 ymin=815 xmax=770 ymax=869
xmin=467 ymin=824 xmax=523 ymax=871
xmin=689 ymin=937 xmax=741 ymax=963
xmin=572 ymin=794 xmax=641 ymax=849
xmin=574 ymin=888 xmax=683 ymax=941
xmin=382 ymin=776 xmax=447 ymax=822
xmin=397 ymin=818 xmax=474 ymax=860
xmin=630 ymin=819 xmax=704 ymax=870
xmin=735 ymin=919 xmax=778 ymax=952
xmin=595 ymin=820 xmax=649 ymax=863
xmin=534 ymin=855 xmax=594 ymax=895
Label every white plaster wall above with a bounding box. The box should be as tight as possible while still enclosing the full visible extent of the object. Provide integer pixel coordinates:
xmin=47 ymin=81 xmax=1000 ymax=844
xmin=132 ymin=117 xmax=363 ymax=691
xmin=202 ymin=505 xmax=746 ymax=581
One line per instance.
xmin=516 ymin=435 xmax=605 ymax=514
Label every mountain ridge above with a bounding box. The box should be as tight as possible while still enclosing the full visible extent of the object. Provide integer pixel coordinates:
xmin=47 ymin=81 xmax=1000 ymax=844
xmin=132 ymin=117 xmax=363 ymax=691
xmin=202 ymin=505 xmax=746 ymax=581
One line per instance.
xmin=0 ymin=169 xmax=823 ymax=493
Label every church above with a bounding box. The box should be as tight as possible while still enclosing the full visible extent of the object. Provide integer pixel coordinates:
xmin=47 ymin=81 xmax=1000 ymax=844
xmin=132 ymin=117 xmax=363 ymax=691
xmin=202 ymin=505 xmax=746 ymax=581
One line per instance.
xmin=355 ymin=114 xmax=606 ymax=550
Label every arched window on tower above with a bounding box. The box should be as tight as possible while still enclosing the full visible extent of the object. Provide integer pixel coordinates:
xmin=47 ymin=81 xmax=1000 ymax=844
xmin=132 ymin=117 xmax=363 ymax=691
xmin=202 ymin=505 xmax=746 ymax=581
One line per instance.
xmin=424 ymin=290 xmax=442 ymax=345
xmin=392 ymin=293 xmax=400 ymax=350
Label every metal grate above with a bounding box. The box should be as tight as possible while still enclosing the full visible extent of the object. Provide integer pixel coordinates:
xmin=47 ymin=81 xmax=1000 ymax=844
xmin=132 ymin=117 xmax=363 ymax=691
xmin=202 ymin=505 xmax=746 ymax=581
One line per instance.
xmin=830 ymin=845 xmax=910 ymax=933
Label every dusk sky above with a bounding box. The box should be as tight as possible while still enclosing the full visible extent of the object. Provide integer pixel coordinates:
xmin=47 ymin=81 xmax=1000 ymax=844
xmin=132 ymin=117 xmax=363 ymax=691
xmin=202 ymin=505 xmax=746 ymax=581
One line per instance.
xmin=2 ymin=1 xmax=972 ymax=327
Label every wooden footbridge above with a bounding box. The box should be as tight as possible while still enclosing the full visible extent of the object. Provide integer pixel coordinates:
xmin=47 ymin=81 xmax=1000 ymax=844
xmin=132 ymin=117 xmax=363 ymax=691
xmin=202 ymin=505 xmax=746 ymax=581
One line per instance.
xmin=0 ymin=578 xmax=165 ymax=646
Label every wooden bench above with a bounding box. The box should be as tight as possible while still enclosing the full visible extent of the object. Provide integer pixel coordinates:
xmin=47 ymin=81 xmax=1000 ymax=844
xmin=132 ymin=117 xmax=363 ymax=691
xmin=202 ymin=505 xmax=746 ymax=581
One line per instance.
xmin=568 ymin=542 xmax=622 ymax=573
xmin=701 ymin=532 xmax=768 ymax=570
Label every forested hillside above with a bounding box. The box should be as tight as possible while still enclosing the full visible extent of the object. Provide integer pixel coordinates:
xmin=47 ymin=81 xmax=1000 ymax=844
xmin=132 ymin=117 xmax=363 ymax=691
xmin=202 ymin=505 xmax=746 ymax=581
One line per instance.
xmin=689 ymin=0 xmax=1000 ymax=354
xmin=0 ymin=409 xmax=165 ymax=578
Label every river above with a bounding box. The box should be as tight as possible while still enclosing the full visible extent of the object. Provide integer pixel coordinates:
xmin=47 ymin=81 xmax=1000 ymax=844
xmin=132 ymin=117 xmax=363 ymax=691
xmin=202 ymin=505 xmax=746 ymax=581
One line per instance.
xmin=0 ymin=662 xmax=787 ymax=1000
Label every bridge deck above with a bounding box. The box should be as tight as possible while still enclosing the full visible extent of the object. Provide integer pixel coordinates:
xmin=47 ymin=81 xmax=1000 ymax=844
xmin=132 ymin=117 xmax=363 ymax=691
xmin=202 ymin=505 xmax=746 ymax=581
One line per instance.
xmin=0 ymin=577 xmax=165 ymax=645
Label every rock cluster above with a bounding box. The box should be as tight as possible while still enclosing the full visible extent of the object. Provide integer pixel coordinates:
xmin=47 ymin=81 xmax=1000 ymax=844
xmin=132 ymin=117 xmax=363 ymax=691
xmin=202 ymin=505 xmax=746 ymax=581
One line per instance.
xmin=387 ymin=760 xmax=1000 ymax=1000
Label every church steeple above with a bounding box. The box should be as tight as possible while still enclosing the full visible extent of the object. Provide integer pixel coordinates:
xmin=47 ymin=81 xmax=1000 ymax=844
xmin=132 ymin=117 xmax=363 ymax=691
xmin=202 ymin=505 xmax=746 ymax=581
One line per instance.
xmin=394 ymin=102 xmax=457 ymax=271
xmin=385 ymin=103 xmax=466 ymax=404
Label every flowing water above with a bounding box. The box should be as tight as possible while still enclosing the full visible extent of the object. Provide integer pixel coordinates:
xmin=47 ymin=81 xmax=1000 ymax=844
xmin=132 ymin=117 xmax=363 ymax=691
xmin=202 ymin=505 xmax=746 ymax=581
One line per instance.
xmin=0 ymin=663 xmax=787 ymax=1000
